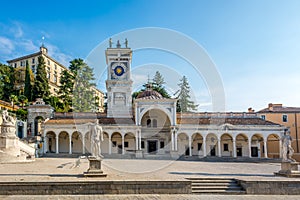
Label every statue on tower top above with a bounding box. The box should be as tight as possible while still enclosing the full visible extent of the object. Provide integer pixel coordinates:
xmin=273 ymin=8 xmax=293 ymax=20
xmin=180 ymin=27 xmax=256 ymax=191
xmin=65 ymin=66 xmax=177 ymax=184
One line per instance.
xmin=116 ymin=40 xmax=121 ymax=48
xmin=109 ymin=38 xmax=113 ymax=48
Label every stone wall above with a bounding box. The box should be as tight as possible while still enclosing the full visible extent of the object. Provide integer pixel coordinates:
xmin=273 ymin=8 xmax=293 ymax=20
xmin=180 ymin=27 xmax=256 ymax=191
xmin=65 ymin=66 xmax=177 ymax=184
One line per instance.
xmin=0 ymin=180 xmax=191 ymax=195
xmin=240 ymin=180 xmax=300 ymax=195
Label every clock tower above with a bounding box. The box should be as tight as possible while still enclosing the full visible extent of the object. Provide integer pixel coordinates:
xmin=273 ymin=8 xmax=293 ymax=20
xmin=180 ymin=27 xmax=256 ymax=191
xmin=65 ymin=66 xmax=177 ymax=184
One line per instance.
xmin=105 ymin=39 xmax=133 ymax=118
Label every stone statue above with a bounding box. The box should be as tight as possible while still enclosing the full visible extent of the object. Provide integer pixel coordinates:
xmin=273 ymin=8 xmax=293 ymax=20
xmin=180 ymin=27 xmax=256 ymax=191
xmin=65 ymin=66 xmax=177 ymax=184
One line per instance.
xmin=89 ymin=121 xmax=104 ymax=158
xmin=1 ymin=109 xmax=16 ymax=126
xmin=109 ymin=38 xmax=113 ymax=48
xmin=282 ymin=129 xmax=296 ymax=162
xmin=124 ymin=38 xmax=128 ymax=48
xmin=116 ymin=40 xmax=121 ymax=48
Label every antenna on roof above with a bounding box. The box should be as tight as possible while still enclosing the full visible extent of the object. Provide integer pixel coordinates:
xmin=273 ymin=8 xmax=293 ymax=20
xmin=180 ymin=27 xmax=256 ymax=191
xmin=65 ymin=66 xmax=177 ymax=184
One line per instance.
xmin=41 ymin=36 xmax=45 ymax=47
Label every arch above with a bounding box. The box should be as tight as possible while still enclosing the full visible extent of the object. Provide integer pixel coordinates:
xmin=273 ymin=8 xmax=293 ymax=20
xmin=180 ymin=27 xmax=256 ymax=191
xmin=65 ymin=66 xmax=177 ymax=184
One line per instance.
xmin=111 ymin=132 xmax=122 ymax=154
xmin=140 ymin=109 xmax=171 ymax=129
xmin=58 ymin=131 xmax=70 ymax=153
xmin=34 ymin=116 xmax=44 ymax=136
xmin=206 ymin=133 xmax=218 ymax=156
xmin=139 ymin=106 xmax=173 ymax=126
xmin=101 ymin=132 xmax=109 ymax=154
xmin=236 ymin=133 xmax=249 ymax=157
xmin=267 ymin=133 xmax=280 ymax=159
xmin=152 ymin=119 xmax=158 ymax=128
xmin=220 ymin=133 xmax=233 ymax=157
xmin=124 ymin=132 xmax=136 ymax=153
xmin=251 ymin=134 xmax=264 ymax=158
xmin=84 ymin=131 xmax=92 ymax=154
xmin=191 ymin=133 xmax=204 ymax=156
xmin=177 ymin=132 xmax=189 ymax=156
xmin=71 ymin=131 xmax=82 ymax=154
xmin=45 ymin=131 xmax=56 ymax=153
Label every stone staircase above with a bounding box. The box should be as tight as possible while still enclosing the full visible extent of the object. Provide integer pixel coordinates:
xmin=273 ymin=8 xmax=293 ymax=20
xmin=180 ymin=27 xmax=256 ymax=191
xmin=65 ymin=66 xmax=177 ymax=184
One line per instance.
xmin=186 ymin=177 xmax=245 ymax=194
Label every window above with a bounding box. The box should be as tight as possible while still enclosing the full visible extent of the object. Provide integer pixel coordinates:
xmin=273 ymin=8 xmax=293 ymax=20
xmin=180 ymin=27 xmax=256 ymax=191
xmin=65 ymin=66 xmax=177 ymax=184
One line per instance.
xmin=283 ymin=115 xmax=288 ymax=122
xmin=47 ymin=72 xmax=50 ymax=79
xmin=31 ymin=65 xmax=35 ymax=73
xmin=261 ymin=115 xmax=266 ymax=120
xmin=112 ymin=141 xmax=117 ymax=147
xmin=47 ymin=59 xmax=50 ymax=65
xmin=160 ymin=141 xmax=165 ymax=148
xmin=198 ymin=143 xmax=202 ymax=151
xmin=141 ymin=141 xmax=145 ymax=149
xmin=153 ymin=119 xmax=157 ymax=128
xmin=14 ymin=63 xmax=17 ymax=68
xmin=53 ymin=75 xmax=57 ymax=83
xmin=223 ymin=143 xmax=229 ymax=151
xmin=124 ymin=142 xmax=129 ymax=148
xmin=147 ymin=119 xmax=151 ymax=127
xmin=32 ymin=58 xmax=35 ymax=64
xmin=20 ymin=61 xmax=24 ymax=66
xmin=54 ymin=64 xmax=57 ymax=70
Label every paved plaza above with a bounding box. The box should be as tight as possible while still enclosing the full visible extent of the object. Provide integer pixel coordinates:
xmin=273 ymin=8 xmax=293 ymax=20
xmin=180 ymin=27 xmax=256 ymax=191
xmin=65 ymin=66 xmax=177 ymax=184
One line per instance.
xmin=0 ymin=157 xmax=298 ymax=182
xmin=0 ymin=158 xmax=300 ymax=199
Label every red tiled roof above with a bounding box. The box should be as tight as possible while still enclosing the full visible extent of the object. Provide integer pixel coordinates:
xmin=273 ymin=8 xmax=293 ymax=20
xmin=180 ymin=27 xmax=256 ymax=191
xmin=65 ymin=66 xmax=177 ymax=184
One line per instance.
xmin=45 ymin=117 xmax=135 ymax=125
xmin=258 ymin=106 xmax=300 ymax=113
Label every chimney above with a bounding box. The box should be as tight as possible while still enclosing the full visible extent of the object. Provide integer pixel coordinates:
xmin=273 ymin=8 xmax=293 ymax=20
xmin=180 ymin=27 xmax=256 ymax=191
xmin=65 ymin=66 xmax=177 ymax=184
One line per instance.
xmin=268 ymin=103 xmax=273 ymax=111
xmin=248 ymin=107 xmax=255 ymax=113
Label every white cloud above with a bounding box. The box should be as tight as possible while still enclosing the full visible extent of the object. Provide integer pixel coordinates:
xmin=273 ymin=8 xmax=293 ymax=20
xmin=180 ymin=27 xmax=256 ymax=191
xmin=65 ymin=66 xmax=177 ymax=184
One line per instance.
xmin=19 ymin=39 xmax=39 ymax=52
xmin=0 ymin=36 xmax=14 ymax=54
xmin=46 ymin=43 xmax=73 ymax=67
xmin=9 ymin=22 xmax=23 ymax=38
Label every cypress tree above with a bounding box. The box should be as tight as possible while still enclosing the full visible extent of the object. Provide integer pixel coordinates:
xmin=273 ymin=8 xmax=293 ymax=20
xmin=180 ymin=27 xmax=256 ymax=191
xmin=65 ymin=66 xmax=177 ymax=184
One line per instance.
xmin=33 ymin=56 xmax=50 ymax=100
xmin=24 ymin=61 xmax=33 ymax=101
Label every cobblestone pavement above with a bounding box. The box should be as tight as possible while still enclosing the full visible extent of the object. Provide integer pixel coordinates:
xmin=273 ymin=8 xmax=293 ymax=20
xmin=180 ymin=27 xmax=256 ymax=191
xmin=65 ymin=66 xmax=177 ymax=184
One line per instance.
xmin=0 ymin=194 xmax=300 ymax=200
xmin=0 ymin=157 xmax=297 ymax=182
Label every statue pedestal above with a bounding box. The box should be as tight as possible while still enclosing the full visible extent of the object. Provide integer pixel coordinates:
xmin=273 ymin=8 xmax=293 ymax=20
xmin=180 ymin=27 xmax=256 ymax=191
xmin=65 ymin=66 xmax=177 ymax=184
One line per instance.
xmin=275 ymin=162 xmax=300 ymax=178
xmin=170 ymin=151 xmax=179 ymax=159
xmin=135 ymin=150 xmax=143 ymax=158
xmin=84 ymin=156 xmax=107 ymax=177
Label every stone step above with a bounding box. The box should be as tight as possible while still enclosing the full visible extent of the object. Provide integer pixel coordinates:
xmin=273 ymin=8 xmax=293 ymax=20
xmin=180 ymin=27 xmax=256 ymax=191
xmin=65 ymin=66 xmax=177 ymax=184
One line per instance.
xmin=192 ymin=186 xmax=243 ymax=190
xmin=192 ymin=190 xmax=246 ymax=194
xmin=192 ymin=182 xmax=236 ymax=186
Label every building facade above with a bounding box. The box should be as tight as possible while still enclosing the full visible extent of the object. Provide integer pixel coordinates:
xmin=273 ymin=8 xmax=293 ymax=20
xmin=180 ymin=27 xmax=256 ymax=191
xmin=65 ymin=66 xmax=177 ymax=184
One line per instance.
xmin=6 ymin=46 xmax=104 ymax=112
xmin=42 ymin=42 xmax=286 ymax=160
xmin=258 ymin=103 xmax=300 ymax=161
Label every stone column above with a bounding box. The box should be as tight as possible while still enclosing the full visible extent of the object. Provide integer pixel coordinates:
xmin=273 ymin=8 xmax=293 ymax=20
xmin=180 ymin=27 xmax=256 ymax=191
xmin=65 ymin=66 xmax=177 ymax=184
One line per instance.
xmin=122 ymin=134 xmax=125 ymax=155
xmin=69 ymin=134 xmax=72 ymax=154
xmin=264 ymin=139 xmax=268 ymax=158
xmin=56 ymin=134 xmax=59 ymax=154
xmin=175 ymin=133 xmax=178 ymax=151
xmin=44 ymin=136 xmax=48 ymax=154
xmin=188 ymin=135 xmax=192 ymax=156
xmin=171 ymin=130 xmax=174 ymax=151
xmin=135 ymin=130 xmax=139 ymax=151
xmin=82 ymin=134 xmax=85 ymax=154
xmin=233 ymin=138 xmax=237 ymax=158
xmin=279 ymin=138 xmax=282 ymax=158
xmin=248 ymin=139 xmax=252 ymax=158
xmin=138 ymin=130 xmax=142 ymax=151
xmin=218 ymin=137 xmax=221 ymax=157
xmin=108 ymin=134 xmax=112 ymax=155
xmin=203 ymin=136 xmax=207 ymax=157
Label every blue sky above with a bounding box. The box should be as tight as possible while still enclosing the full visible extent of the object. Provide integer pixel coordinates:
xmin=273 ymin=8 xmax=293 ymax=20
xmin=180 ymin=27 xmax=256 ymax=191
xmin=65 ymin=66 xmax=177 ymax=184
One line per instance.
xmin=0 ymin=0 xmax=300 ymax=111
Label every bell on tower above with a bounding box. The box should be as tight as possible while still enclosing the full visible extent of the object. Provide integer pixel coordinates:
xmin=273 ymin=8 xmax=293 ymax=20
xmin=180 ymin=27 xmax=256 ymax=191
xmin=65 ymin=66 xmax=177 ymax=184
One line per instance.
xmin=105 ymin=38 xmax=133 ymax=118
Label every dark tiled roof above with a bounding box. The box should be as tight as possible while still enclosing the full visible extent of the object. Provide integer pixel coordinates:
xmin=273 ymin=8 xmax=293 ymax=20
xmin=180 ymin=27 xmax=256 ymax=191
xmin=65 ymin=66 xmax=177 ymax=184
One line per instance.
xmin=45 ymin=117 xmax=135 ymax=125
xmin=177 ymin=117 xmax=279 ymax=126
xmin=258 ymin=106 xmax=300 ymax=113
xmin=136 ymin=90 xmax=166 ymax=99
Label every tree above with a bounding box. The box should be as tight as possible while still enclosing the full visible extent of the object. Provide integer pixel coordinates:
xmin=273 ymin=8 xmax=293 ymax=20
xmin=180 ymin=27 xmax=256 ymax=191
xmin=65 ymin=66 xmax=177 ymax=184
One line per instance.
xmin=33 ymin=56 xmax=50 ymax=100
xmin=18 ymin=95 xmax=28 ymax=108
xmin=132 ymin=71 xmax=170 ymax=100
xmin=0 ymin=63 xmax=15 ymax=101
xmin=44 ymin=95 xmax=64 ymax=112
xmin=9 ymin=94 xmax=18 ymax=109
xmin=176 ymin=76 xmax=198 ymax=112
xmin=24 ymin=61 xmax=34 ymax=102
xmin=71 ymin=59 xmax=96 ymax=112
xmin=58 ymin=70 xmax=74 ymax=112
xmin=152 ymin=71 xmax=170 ymax=98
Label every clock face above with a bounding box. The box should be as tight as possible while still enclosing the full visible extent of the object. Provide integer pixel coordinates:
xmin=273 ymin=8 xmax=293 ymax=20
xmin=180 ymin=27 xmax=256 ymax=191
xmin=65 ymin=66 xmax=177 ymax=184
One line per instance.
xmin=114 ymin=65 xmax=124 ymax=76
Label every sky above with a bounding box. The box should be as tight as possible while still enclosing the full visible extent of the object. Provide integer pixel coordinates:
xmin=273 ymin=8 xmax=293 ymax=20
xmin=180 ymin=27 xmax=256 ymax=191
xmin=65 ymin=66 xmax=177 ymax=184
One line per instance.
xmin=0 ymin=0 xmax=300 ymax=112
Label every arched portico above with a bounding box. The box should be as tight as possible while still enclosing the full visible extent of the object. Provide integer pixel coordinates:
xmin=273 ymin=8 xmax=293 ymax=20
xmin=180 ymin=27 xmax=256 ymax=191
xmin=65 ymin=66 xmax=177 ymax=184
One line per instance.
xmin=45 ymin=131 xmax=56 ymax=153
xmin=206 ymin=133 xmax=219 ymax=157
xmin=267 ymin=133 xmax=281 ymax=158
xmin=235 ymin=133 xmax=249 ymax=157
xmin=71 ymin=131 xmax=82 ymax=154
xmin=221 ymin=133 xmax=233 ymax=157
xmin=58 ymin=131 xmax=70 ymax=153
xmin=177 ymin=132 xmax=189 ymax=156
xmin=251 ymin=134 xmax=264 ymax=158
xmin=191 ymin=133 xmax=204 ymax=156
xmin=111 ymin=132 xmax=122 ymax=154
